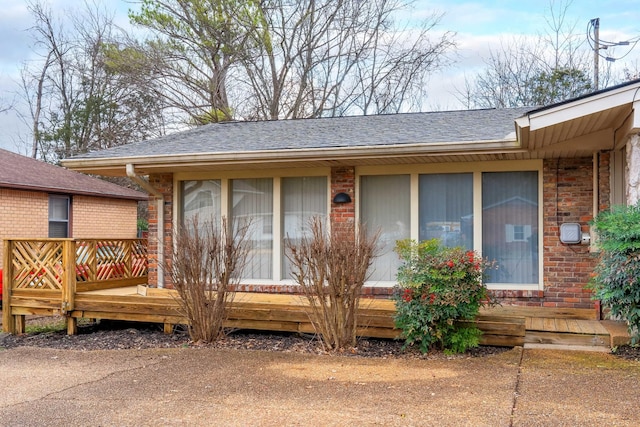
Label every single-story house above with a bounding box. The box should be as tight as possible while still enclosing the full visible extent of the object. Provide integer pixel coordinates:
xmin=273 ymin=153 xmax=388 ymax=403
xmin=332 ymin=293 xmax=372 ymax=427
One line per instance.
xmin=0 ymin=148 xmax=148 ymax=270
xmin=62 ymin=78 xmax=640 ymax=312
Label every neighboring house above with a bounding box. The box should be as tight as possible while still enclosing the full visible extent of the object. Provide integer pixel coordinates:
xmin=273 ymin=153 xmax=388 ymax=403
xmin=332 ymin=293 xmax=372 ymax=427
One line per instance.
xmin=62 ymin=79 xmax=640 ymax=312
xmin=0 ymin=148 xmax=148 ymax=269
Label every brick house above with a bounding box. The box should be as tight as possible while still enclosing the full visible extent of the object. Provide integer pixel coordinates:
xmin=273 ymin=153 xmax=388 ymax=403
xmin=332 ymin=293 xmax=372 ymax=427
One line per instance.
xmin=62 ymin=79 xmax=640 ymax=314
xmin=0 ymin=148 xmax=147 ymax=269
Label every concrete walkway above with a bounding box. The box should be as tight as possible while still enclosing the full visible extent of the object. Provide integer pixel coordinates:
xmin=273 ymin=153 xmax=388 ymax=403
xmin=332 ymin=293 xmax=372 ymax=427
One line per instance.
xmin=0 ymin=346 xmax=638 ymax=426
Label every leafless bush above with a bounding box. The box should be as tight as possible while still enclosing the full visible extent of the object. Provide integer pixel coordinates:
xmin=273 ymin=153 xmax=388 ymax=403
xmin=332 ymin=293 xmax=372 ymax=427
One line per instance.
xmin=170 ymin=216 xmax=251 ymax=343
xmin=286 ymin=217 xmax=379 ymax=351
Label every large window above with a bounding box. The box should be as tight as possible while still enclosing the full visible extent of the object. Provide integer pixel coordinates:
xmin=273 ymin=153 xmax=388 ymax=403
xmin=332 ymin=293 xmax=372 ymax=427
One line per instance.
xmin=419 ymin=173 xmax=473 ymax=250
xmin=179 ymin=176 xmax=328 ymax=282
xmin=281 ymin=176 xmax=327 ymax=280
xmin=359 ymin=164 xmax=541 ymax=289
xmin=360 ymin=175 xmax=410 ymax=281
xmin=482 ymin=171 xmax=538 ymax=284
xmin=49 ymin=195 xmax=70 ymax=238
xmin=231 ymin=178 xmax=274 ymax=280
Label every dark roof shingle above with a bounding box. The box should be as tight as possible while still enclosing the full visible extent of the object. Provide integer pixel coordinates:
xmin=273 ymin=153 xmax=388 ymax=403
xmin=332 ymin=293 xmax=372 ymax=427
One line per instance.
xmin=71 ymin=108 xmax=531 ymax=160
xmin=0 ymin=149 xmax=147 ymax=200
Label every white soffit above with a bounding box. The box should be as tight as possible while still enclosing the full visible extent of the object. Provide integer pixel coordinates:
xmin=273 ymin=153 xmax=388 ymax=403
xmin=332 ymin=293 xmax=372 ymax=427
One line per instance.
xmin=526 ymin=83 xmax=640 ymax=132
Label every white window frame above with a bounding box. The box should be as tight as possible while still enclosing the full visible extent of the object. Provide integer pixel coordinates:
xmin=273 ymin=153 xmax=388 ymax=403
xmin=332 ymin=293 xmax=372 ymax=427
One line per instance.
xmin=174 ymin=168 xmax=331 ymax=284
xmin=357 ymin=160 xmax=543 ymax=291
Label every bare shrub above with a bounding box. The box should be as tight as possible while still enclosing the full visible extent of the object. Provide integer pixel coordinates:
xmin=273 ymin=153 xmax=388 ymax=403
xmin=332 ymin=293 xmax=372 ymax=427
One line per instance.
xmin=170 ymin=216 xmax=251 ymax=343
xmin=286 ymin=217 xmax=379 ymax=351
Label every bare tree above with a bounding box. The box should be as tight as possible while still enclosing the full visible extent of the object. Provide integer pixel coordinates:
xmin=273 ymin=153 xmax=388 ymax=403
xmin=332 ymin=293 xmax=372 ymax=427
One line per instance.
xmin=239 ymin=1 xmax=454 ymax=119
xmin=20 ymin=1 xmax=165 ymax=162
xmin=127 ymin=0 xmax=455 ymax=123
xmin=458 ymin=0 xmax=593 ymax=109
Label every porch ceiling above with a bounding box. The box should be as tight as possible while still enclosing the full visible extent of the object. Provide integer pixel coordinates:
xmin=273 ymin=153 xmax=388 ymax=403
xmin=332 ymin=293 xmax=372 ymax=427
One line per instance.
xmin=516 ymin=80 xmax=640 ymax=159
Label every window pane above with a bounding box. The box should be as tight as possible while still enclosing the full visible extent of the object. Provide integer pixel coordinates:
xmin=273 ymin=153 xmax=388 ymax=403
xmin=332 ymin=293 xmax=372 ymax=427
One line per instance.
xmin=281 ymin=176 xmax=327 ymax=280
xmin=232 ymin=178 xmax=273 ymax=280
xmin=181 ymin=180 xmax=221 ymax=226
xmin=482 ymin=171 xmax=538 ymax=284
xmin=49 ymin=196 xmax=69 ymax=221
xmin=360 ymin=175 xmax=410 ymax=281
xmin=49 ymin=221 xmax=68 ymax=238
xmin=49 ymin=196 xmax=69 ymax=238
xmin=419 ymin=173 xmax=473 ymax=249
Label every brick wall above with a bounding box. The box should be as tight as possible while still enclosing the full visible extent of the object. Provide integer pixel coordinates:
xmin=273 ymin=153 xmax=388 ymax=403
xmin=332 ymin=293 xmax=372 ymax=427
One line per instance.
xmin=72 ymin=196 xmax=139 ymax=238
xmin=146 ymin=173 xmax=174 ymax=288
xmin=1 ymin=189 xmax=140 ymax=270
xmin=0 ymin=189 xmax=48 ymax=269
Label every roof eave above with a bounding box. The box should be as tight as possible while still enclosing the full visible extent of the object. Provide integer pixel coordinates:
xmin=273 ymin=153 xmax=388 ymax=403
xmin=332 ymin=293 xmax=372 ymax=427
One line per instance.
xmin=0 ymin=182 xmax=148 ymax=201
xmin=523 ymin=81 xmax=640 ymax=132
xmin=62 ymin=139 xmax=522 ymax=175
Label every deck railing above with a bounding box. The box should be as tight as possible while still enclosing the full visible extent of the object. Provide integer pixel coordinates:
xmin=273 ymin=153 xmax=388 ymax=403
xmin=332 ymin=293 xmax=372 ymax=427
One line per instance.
xmin=2 ymin=238 xmax=147 ymax=332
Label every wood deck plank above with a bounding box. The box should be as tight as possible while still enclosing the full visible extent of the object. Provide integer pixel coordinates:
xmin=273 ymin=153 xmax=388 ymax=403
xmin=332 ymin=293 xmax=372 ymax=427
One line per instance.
xmin=529 ymin=317 xmax=545 ymax=331
xmin=566 ymin=319 xmax=583 ymax=334
xmin=577 ymin=320 xmax=610 ymax=335
xmin=554 ymin=318 xmax=570 ymax=333
xmin=543 ymin=317 xmax=557 ymax=332
xmin=479 ymin=305 xmax=597 ymax=320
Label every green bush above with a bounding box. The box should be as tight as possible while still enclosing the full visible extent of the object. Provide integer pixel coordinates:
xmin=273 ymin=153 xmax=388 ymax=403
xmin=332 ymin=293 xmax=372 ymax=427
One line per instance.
xmin=393 ymin=239 xmax=494 ymax=354
xmin=590 ymin=203 xmax=640 ymax=344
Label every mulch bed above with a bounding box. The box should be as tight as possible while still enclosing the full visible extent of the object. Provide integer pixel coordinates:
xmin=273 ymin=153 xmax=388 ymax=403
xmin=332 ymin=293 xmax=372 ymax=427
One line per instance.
xmin=0 ymin=317 xmax=506 ymax=359
xmin=2 ymin=315 xmax=639 ymax=361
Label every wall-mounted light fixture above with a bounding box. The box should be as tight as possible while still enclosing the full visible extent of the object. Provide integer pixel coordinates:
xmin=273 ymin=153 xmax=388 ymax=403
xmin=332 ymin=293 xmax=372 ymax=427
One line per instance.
xmin=560 ymin=223 xmax=590 ymax=245
xmin=332 ymin=192 xmax=352 ymax=204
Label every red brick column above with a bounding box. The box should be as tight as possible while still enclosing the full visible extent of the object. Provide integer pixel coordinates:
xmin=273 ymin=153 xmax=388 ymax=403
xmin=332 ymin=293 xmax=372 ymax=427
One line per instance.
xmin=330 ymin=166 xmax=356 ymax=241
xmin=541 ymin=158 xmax=597 ymax=309
xmin=147 ymin=173 xmax=173 ymax=288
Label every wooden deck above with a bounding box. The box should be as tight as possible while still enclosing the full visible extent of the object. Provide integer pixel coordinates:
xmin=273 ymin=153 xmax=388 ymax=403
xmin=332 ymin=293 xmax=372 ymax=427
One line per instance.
xmin=3 ymin=238 xmax=628 ymax=348
xmin=4 ymin=283 xmax=629 ymax=348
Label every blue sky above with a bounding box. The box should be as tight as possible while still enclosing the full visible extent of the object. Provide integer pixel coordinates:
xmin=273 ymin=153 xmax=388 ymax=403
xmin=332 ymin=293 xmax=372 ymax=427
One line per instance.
xmin=1 ymin=0 xmax=639 ymax=153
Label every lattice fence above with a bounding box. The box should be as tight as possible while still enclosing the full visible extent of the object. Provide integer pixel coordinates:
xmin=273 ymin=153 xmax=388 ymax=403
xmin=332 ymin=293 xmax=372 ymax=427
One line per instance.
xmin=7 ymin=238 xmax=148 ymax=289
xmin=12 ymin=240 xmax=65 ymax=290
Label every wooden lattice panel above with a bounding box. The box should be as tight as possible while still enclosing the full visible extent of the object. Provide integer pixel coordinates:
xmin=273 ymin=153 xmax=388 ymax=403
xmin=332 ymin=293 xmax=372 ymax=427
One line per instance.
xmin=131 ymin=240 xmax=148 ymax=278
xmin=75 ymin=239 xmax=148 ymax=282
xmin=12 ymin=240 xmax=64 ymax=290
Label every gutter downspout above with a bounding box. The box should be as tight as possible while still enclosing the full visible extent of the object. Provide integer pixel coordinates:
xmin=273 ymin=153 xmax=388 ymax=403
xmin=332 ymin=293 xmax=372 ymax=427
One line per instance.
xmin=126 ymin=164 xmax=164 ymax=288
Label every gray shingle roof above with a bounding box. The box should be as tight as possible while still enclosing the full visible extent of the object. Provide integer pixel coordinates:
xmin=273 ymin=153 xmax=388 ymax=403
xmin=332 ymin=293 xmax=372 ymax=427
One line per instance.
xmin=71 ymin=108 xmax=531 ymax=160
xmin=0 ymin=149 xmax=147 ymax=200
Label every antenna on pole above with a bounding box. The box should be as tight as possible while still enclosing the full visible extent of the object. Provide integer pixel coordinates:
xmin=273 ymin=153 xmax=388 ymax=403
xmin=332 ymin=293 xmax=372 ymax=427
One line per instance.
xmin=589 ymin=18 xmax=640 ymax=89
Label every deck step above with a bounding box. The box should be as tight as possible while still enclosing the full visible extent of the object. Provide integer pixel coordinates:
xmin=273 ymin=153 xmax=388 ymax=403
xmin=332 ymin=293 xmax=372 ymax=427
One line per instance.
xmin=525 ymin=319 xmax=610 ymax=347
